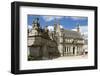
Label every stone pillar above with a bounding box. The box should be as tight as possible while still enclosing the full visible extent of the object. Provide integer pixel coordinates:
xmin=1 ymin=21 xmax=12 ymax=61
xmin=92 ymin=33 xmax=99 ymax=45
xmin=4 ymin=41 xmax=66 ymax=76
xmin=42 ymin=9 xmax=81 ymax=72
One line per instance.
xmin=58 ymin=44 xmax=63 ymax=56
xmin=70 ymin=46 xmax=73 ymax=56
xmin=79 ymin=46 xmax=81 ymax=55
xmin=65 ymin=46 xmax=67 ymax=56
xmin=79 ymin=46 xmax=82 ymax=55
xmin=77 ymin=47 xmax=79 ymax=55
xmin=77 ymin=46 xmax=79 ymax=55
xmin=75 ymin=46 xmax=77 ymax=56
xmin=81 ymin=46 xmax=83 ymax=55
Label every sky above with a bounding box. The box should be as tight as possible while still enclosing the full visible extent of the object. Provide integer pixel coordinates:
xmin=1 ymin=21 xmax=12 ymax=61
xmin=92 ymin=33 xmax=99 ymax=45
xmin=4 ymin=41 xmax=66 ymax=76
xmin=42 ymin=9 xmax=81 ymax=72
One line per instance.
xmin=28 ymin=15 xmax=88 ymax=39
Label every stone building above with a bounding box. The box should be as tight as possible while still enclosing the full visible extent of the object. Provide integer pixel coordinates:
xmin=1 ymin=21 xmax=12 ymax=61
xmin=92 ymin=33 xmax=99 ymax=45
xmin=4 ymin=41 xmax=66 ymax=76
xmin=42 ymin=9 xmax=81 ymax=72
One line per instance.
xmin=28 ymin=18 xmax=85 ymax=60
xmin=28 ymin=18 xmax=60 ymax=60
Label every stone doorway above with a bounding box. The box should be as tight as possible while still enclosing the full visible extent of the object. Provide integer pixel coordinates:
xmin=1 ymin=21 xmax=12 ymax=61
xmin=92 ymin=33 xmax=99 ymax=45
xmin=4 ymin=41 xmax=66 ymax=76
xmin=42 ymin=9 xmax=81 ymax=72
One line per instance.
xmin=73 ymin=47 xmax=75 ymax=55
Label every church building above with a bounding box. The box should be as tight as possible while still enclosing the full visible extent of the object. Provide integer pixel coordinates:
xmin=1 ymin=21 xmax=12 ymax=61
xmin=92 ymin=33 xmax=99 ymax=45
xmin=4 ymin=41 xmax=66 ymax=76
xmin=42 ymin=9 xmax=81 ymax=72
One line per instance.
xmin=28 ymin=18 xmax=85 ymax=60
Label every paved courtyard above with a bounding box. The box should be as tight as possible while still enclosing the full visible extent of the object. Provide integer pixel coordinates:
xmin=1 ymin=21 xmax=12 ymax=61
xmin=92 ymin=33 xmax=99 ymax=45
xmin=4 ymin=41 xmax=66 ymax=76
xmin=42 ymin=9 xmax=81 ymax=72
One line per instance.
xmin=53 ymin=55 xmax=88 ymax=60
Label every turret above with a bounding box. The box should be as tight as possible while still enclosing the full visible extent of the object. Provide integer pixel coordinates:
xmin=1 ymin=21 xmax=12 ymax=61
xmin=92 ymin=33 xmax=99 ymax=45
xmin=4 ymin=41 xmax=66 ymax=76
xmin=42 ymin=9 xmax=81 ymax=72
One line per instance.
xmin=76 ymin=23 xmax=80 ymax=32
xmin=32 ymin=17 xmax=40 ymax=30
xmin=54 ymin=18 xmax=61 ymax=33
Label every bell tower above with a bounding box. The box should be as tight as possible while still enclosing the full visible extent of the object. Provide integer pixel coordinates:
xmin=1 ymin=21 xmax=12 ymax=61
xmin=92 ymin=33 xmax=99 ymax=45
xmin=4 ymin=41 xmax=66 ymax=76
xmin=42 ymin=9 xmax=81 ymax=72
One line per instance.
xmin=54 ymin=18 xmax=61 ymax=34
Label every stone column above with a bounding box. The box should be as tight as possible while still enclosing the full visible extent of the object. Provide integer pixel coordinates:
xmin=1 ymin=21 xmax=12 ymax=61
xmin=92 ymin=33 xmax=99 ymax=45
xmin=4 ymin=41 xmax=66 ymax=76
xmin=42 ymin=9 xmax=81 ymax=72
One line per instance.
xmin=70 ymin=46 xmax=73 ymax=56
xmin=81 ymin=46 xmax=83 ymax=55
xmin=75 ymin=46 xmax=77 ymax=56
xmin=79 ymin=46 xmax=81 ymax=55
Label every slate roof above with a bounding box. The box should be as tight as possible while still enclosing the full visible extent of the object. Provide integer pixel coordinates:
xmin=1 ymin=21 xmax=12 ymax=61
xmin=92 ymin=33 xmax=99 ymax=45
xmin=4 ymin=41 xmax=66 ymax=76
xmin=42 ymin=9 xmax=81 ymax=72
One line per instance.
xmin=61 ymin=29 xmax=83 ymax=39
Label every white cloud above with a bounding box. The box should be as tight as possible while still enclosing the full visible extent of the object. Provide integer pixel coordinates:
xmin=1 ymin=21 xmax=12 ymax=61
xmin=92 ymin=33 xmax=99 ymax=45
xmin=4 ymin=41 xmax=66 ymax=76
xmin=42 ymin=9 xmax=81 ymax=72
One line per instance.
xmin=47 ymin=25 xmax=63 ymax=31
xmin=80 ymin=26 xmax=88 ymax=34
xmin=60 ymin=25 xmax=63 ymax=28
xmin=80 ymin=26 xmax=88 ymax=39
xmin=72 ymin=25 xmax=88 ymax=39
xmin=66 ymin=16 xmax=87 ymax=20
xmin=43 ymin=16 xmax=87 ymax=22
xmin=72 ymin=29 xmax=77 ymax=31
xmin=28 ymin=25 xmax=32 ymax=30
xmin=47 ymin=26 xmax=54 ymax=31
xmin=28 ymin=24 xmax=63 ymax=32
xmin=42 ymin=16 xmax=63 ymax=22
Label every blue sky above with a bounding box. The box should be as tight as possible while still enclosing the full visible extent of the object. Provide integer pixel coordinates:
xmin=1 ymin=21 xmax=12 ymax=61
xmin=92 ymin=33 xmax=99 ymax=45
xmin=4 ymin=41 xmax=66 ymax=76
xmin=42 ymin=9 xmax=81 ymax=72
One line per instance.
xmin=28 ymin=15 xmax=88 ymax=30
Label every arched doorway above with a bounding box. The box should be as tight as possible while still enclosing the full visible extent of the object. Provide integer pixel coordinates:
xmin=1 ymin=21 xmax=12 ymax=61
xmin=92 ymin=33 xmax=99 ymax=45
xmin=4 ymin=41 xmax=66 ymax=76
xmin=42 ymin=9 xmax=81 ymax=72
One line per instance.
xmin=73 ymin=47 xmax=75 ymax=55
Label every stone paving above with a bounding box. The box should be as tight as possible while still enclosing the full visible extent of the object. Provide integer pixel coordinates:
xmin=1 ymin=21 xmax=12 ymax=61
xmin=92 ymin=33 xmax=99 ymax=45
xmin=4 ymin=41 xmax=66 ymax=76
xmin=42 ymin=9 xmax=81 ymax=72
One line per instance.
xmin=53 ymin=55 xmax=88 ymax=60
